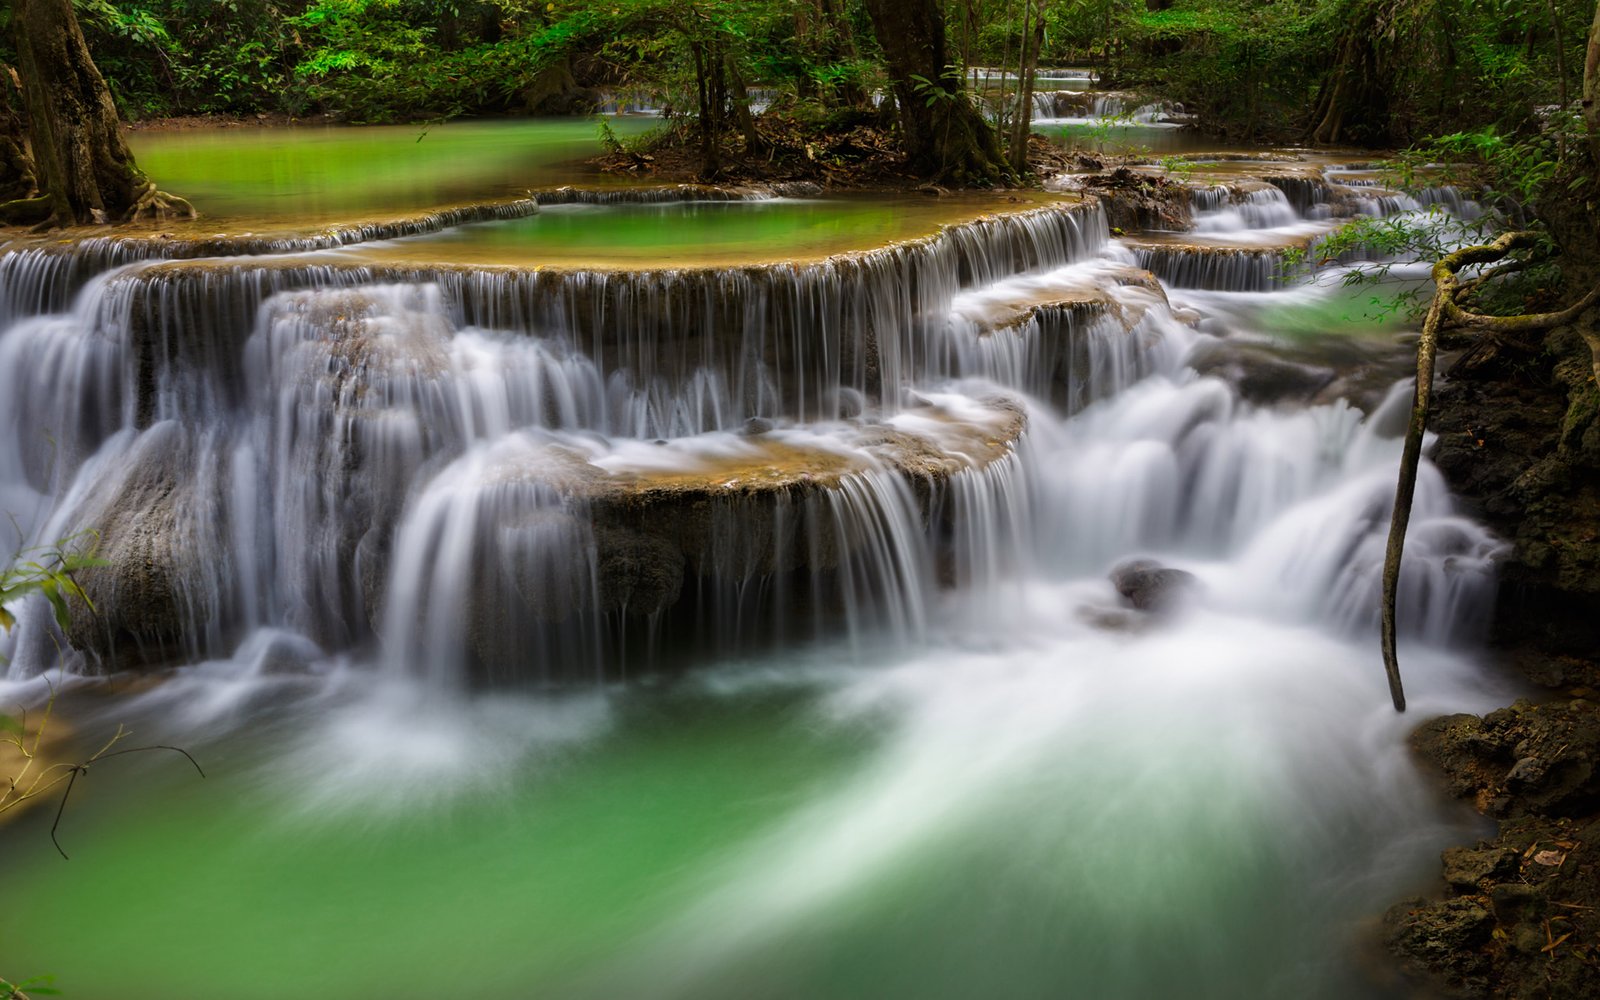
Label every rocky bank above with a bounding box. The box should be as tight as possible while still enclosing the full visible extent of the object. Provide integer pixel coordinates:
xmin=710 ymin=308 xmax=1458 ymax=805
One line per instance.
xmin=1382 ymin=307 xmax=1600 ymax=998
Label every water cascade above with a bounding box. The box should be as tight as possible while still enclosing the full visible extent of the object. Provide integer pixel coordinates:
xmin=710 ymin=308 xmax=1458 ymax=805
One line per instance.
xmin=0 ymin=156 xmax=1514 ymax=998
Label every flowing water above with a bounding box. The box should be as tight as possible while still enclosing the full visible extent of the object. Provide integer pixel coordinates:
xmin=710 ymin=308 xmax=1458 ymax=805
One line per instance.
xmin=0 ymin=153 xmax=1511 ymax=998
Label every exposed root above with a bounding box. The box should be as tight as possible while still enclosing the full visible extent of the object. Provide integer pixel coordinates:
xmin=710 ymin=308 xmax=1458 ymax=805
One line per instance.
xmin=0 ymin=193 xmax=50 ymax=226
xmin=1380 ymin=230 xmax=1600 ymax=712
xmin=124 ymin=180 xmax=195 ymax=222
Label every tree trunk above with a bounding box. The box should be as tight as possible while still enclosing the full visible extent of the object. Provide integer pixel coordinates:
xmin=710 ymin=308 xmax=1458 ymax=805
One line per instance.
xmin=1008 ymin=0 xmax=1045 ymax=176
xmin=724 ymin=55 xmax=767 ymax=157
xmin=0 ymin=66 xmax=37 ymax=204
xmin=1548 ymin=0 xmax=1571 ymax=160
xmin=1584 ymin=0 xmax=1600 ymax=170
xmin=863 ymin=0 xmax=1012 ymax=186
xmin=7 ymin=0 xmax=192 ymax=226
xmin=1380 ymin=232 xmax=1600 ymax=712
xmin=1312 ymin=1 xmax=1387 ymax=146
xmin=689 ymin=40 xmax=722 ymax=181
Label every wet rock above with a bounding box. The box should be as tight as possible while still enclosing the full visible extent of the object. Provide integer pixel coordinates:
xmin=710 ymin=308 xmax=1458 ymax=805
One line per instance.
xmin=1388 ymin=703 xmax=1600 ymax=1000
xmin=1488 ymin=881 xmax=1542 ymax=923
xmin=1186 ymin=339 xmax=1337 ymax=405
xmin=1109 ymin=559 xmax=1197 ymax=613
xmin=1429 ymin=322 xmax=1600 ymax=690
xmin=592 ymin=525 xmax=685 ymax=617
xmin=1440 ymin=846 xmax=1517 ymax=893
xmin=1383 ymin=896 xmax=1494 ymax=993
xmin=62 ymin=424 xmax=221 ymax=671
xmin=1410 ymin=701 xmax=1600 ymax=819
xmin=1082 ymin=168 xmax=1192 ymax=232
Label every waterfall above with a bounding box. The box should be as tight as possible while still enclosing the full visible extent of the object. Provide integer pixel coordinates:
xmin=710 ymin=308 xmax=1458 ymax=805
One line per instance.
xmin=1190 ymin=186 xmax=1300 ymax=232
xmin=1130 ymin=245 xmax=1291 ymax=292
xmin=0 ymin=177 xmax=1498 ymax=693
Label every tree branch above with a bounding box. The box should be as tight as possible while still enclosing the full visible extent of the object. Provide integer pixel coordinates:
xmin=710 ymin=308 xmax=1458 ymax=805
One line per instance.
xmin=1380 ymin=231 xmax=1600 ymax=712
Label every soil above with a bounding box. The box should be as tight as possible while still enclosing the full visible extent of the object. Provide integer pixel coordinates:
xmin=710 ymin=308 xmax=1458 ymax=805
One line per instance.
xmin=122 ymin=111 xmax=321 ymax=131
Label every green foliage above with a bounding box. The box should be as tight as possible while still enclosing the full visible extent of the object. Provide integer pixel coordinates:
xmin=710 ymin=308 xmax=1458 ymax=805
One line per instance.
xmin=0 ymin=974 xmax=63 ymax=996
xmin=0 ymin=532 xmax=105 ymax=641
xmin=1156 ymin=154 xmax=1197 ymax=177
xmin=1290 ymin=202 xmax=1561 ymax=322
xmin=1091 ymin=0 xmax=1593 ymax=145
xmin=1385 ymin=119 xmax=1587 ymax=207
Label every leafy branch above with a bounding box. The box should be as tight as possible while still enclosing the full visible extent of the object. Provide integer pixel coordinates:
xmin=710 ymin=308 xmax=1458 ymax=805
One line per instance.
xmin=0 ymin=530 xmax=107 ymax=638
xmin=2 ymin=682 xmax=205 ymax=859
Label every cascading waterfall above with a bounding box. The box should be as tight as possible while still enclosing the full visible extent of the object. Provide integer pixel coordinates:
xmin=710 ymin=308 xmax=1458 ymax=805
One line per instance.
xmin=0 ymin=162 xmax=1516 ymax=999
xmin=0 ymin=178 xmax=1495 ymax=680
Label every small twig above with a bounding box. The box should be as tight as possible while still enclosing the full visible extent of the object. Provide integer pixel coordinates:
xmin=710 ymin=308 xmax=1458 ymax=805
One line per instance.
xmin=47 ymin=745 xmax=204 ymax=861
xmin=48 ymin=765 xmax=80 ymax=860
xmin=93 ymin=743 xmax=206 ymax=777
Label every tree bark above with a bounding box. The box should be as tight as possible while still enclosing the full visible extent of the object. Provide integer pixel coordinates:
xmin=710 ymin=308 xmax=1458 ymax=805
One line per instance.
xmin=724 ymin=55 xmax=767 ymax=157
xmin=863 ymin=0 xmax=1012 ymax=185
xmin=7 ymin=0 xmax=192 ymax=226
xmin=0 ymin=66 xmax=37 ymax=204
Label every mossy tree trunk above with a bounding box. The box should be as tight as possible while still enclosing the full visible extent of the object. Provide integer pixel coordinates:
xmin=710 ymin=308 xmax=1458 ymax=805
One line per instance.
xmin=863 ymin=0 xmax=1012 ymax=186
xmin=688 ymin=37 xmax=725 ymax=181
xmin=6 ymin=0 xmax=191 ymax=226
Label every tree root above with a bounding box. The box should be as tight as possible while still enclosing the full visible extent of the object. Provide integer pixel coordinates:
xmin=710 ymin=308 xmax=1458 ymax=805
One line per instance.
xmin=2 ymin=184 xmax=196 ymax=229
xmin=123 ymin=180 xmax=195 ymax=222
xmin=1381 ymin=231 xmax=1600 ymax=712
xmin=0 ymin=193 xmax=49 ymax=226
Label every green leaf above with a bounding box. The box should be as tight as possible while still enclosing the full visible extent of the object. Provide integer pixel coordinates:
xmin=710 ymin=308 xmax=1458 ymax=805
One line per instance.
xmin=40 ymin=580 xmax=71 ymax=631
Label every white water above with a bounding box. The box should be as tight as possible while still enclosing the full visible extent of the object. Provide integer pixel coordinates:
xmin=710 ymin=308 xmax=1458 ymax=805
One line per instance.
xmin=0 ymin=175 xmax=1514 ymax=996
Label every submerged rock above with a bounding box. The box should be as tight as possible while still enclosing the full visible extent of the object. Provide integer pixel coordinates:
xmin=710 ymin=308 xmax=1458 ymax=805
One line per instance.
xmin=1187 ymin=339 xmax=1336 ymax=405
xmin=1108 ymin=559 xmax=1197 ymax=613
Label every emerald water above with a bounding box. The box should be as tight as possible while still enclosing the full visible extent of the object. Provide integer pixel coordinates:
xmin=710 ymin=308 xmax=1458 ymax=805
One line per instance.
xmin=0 ymin=626 xmax=1496 ymax=999
xmin=0 ymin=138 xmax=1505 ymax=999
xmin=352 ymin=194 xmax=1064 ymax=267
xmin=125 ymin=119 xmax=656 ymax=223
